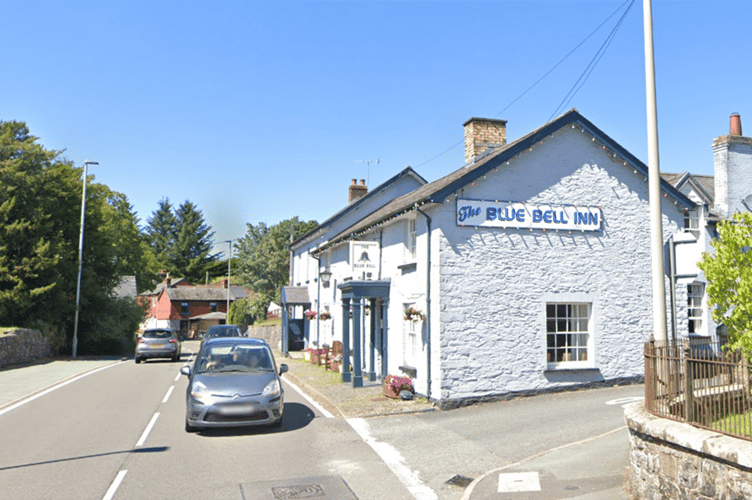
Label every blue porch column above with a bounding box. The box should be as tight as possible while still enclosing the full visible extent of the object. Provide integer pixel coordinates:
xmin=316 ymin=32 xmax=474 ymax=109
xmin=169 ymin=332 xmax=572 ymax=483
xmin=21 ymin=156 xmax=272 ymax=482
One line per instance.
xmin=341 ymin=298 xmax=351 ymax=383
xmin=351 ymin=298 xmax=363 ymax=388
xmin=367 ymin=298 xmax=377 ymax=382
xmin=281 ymin=304 xmax=289 ymax=355
xmin=381 ymin=298 xmax=389 ymax=380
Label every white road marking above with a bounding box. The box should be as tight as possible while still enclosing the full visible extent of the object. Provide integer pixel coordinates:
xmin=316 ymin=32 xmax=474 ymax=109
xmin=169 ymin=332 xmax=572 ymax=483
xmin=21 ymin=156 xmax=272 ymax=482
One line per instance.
xmin=348 ymin=418 xmax=438 ymax=500
xmin=162 ymin=386 xmax=174 ymax=404
xmin=498 ymin=472 xmax=541 ymax=493
xmin=283 ymin=378 xmax=334 ymax=419
xmin=0 ymin=362 xmax=124 ymax=417
xmin=102 ymin=470 xmax=127 ymax=500
xmin=605 ymin=396 xmax=644 ymax=408
xmin=136 ymin=412 xmax=160 ymax=447
xmin=174 ymin=371 xmax=181 ymax=382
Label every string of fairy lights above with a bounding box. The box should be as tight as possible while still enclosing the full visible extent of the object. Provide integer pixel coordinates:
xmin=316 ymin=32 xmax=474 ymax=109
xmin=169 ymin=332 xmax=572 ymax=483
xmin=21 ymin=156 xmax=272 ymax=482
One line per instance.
xmin=312 ymin=120 xmax=692 ymax=255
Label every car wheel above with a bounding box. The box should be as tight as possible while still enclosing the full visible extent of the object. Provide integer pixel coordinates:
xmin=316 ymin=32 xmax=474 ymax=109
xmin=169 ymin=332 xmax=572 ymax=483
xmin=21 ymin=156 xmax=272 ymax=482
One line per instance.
xmin=185 ymin=420 xmax=198 ymax=433
xmin=135 ymin=357 xmax=141 ymax=364
xmin=172 ymin=353 xmax=180 ymax=362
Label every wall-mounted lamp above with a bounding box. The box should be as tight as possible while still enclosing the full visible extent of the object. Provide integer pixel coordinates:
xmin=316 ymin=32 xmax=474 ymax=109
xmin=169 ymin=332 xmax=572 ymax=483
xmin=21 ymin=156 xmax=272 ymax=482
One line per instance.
xmin=320 ymin=268 xmax=332 ymax=288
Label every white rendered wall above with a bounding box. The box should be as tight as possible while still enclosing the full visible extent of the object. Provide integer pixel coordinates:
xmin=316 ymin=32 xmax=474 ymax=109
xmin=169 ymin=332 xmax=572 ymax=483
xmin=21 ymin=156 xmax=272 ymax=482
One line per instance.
xmin=435 ymin=127 xmax=685 ymax=402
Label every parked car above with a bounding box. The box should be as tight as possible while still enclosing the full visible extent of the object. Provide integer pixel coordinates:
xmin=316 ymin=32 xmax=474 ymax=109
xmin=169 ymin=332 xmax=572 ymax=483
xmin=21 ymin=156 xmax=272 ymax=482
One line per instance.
xmin=204 ymin=324 xmax=244 ymax=340
xmin=135 ymin=328 xmax=181 ymax=363
xmin=180 ymin=337 xmax=288 ymax=432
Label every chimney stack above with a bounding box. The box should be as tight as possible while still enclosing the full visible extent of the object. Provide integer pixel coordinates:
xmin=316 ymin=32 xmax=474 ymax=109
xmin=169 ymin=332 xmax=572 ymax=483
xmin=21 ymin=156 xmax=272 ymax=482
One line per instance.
xmin=731 ymin=112 xmax=742 ymax=136
xmin=463 ymin=117 xmax=507 ymax=164
xmin=713 ymin=112 xmax=752 ymax=218
xmin=222 ymin=278 xmax=228 ymax=289
xmin=348 ymin=179 xmax=368 ymax=203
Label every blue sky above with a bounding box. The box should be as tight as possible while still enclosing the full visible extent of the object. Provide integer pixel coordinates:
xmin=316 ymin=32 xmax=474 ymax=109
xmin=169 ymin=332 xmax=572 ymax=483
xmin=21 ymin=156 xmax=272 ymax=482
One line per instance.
xmin=3 ymin=0 xmax=747 ymax=254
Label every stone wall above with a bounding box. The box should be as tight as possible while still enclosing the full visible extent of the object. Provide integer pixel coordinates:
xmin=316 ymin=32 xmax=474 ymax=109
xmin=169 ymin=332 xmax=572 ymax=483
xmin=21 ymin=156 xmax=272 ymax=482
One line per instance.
xmin=625 ymin=402 xmax=752 ymax=499
xmin=0 ymin=329 xmax=51 ymax=368
xmin=246 ymin=324 xmax=282 ymax=352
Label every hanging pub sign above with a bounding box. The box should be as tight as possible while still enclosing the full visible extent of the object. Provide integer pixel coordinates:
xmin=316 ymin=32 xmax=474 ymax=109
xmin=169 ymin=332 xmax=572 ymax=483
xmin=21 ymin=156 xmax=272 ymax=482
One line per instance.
xmin=350 ymin=241 xmax=380 ymax=278
xmin=456 ymin=199 xmax=602 ymax=232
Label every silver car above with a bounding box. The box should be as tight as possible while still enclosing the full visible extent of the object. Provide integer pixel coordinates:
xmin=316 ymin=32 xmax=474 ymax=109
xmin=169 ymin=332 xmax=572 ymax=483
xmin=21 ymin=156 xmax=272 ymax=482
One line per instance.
xmin=180 ymin=338 xmax=288 ymax=432
xmin=135 ymin=328 xmax=181 ymax=363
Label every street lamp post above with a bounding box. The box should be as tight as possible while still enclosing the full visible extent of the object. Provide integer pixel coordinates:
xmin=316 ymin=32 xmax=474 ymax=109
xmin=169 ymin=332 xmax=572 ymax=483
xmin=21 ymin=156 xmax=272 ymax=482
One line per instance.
xmin=225 ymin=240 xmax=232 ymax=315
xmin=72 ymin=160 xmax=98 ymax=358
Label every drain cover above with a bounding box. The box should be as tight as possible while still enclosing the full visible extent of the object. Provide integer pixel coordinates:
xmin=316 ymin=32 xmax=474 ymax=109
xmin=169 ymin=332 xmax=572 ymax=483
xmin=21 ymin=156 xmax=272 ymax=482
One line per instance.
xmin=241 ymin=476 xmax=358 ymax=500
xmin=445 ymin=475 xmax=474 ymax=488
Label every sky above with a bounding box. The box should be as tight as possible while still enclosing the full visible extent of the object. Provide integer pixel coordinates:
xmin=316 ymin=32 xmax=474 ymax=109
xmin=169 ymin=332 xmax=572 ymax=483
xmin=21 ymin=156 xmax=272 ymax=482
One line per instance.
xmin=3 ymin=0 xmax=749 ymax=256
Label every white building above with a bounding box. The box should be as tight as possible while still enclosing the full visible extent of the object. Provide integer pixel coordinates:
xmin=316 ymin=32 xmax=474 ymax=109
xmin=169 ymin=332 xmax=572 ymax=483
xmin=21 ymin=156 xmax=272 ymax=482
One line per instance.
xmin=289 ymin=109 xmax=746 ymax=409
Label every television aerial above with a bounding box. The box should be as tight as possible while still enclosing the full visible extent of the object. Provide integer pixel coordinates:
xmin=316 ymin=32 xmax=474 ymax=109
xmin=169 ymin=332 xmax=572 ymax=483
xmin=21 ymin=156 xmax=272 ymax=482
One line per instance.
xmin=356 ymin=159 xmax=379 ymax=186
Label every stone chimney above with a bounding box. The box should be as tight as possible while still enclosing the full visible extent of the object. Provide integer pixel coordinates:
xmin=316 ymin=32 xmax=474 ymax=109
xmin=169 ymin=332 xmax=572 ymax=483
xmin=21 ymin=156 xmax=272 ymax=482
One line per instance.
xmin=348 ymin=179 xmax=368 ymax=203
xmin=713 ymin=112 xmax=752 ymax=218
xmin=222 ymin=278 xmax=228 ymax=289
xmin=164 ymin=272 xmax=171 ymax=287
xmin=463 ymin=117 xmax=507 ymax=164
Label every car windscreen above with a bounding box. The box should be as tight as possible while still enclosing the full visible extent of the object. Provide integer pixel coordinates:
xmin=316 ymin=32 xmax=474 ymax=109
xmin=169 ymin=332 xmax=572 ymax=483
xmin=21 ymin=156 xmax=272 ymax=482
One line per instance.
xmin=196 ymin=344 xmax=273 ymax=374
xmin=144 ymin=330 xmax=172 ymax=339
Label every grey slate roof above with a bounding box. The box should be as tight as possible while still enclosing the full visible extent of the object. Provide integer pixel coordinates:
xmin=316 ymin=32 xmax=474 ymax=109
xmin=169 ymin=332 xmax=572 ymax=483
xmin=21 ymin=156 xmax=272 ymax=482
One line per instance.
xmin=313 ymin=109 xmax=696 ymax=254
xmin=281 ymin=286 xmax=311 ymax=305
xmin=164 ymin=286 xmax=246 ymax=302
xmin=112 ymin=276 xmax=137 ymax=298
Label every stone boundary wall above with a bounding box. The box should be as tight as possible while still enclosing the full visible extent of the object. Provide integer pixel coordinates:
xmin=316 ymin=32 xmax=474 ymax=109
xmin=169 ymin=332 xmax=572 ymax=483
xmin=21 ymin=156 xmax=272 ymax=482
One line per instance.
xmin=625 ymin=402 xmax=752 ymax=499
xmin=0 ymin=329 xmax=51 ymax=368
xmin=246 ymin=324 xmax=282 ymax=352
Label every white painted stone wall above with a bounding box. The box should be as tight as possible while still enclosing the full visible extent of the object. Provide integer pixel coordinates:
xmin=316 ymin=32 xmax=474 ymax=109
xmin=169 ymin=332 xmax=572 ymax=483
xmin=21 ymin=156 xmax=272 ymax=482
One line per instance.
xmin=435 ymin=128 xmax=685 ymax=402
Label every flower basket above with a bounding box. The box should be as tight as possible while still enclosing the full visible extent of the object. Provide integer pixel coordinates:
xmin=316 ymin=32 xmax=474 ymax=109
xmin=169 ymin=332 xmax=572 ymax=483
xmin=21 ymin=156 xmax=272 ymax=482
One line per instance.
xmin=383 ymin=374 xmax=414 ymax=399
xmin=403 ymin=306 xmax=425 ymax=323
xmin=304 ymin=310 xmax=317 ymax=320
xmin=320 ymin=311 xmax=332 ymax=321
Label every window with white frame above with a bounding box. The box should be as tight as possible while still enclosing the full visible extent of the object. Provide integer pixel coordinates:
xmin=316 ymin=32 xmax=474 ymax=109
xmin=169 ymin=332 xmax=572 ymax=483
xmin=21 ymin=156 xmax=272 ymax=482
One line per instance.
xmin=403 ymin=303 xmax=418 ymax=365
xmin=687 ymin=283 xmax=704 ymax=334
xmin=546 ymin=303 xmax=591 ymax=366
xmin=404 ymin=218 xmax=417 ymax=261
xmin=684 ymin=209 xmax=700 ymax=239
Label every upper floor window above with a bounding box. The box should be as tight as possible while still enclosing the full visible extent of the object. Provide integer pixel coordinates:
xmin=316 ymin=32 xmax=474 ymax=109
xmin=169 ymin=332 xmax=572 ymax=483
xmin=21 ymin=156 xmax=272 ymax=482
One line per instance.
xmin=684 ymin=209 xmax=700 ymax=239
xmin=210 ymin=302 xmax=217 ymax=313
xmin=404 ymin=219 xmax=417 ymax=261
xmin=687 ymin=283 xmax=704 ymax=334
xmin=181 ymin=302 xmax=190 ymax=315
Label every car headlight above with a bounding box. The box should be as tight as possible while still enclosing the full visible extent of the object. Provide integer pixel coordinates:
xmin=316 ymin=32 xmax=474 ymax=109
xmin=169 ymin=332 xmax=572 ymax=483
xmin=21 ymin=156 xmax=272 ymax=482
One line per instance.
xmin=190 ymin=381 xmax=209 ymax=403
xmin=262 ymin=378 xmax=281 ymax=398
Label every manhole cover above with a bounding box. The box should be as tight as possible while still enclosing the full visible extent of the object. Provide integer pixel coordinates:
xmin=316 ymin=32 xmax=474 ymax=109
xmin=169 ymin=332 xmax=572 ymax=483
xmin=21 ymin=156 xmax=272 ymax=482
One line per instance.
xmin=272 ymin=484 xmax=326 ymax=499
xmin=445 ymin=475 xmax=474 ymax=488
xmin=241 ymin=475 xmax=358 ymax=500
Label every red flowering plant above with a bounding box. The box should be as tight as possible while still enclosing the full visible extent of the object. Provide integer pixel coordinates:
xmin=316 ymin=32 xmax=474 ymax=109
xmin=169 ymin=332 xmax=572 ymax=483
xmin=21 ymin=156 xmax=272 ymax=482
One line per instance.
xmin=304 ymin=310 xmax=316 ymax=320
xmin=319 ymin=311 xmax=332 ymax=320
xmin=383 ymin=374 xmax=413 ymax=398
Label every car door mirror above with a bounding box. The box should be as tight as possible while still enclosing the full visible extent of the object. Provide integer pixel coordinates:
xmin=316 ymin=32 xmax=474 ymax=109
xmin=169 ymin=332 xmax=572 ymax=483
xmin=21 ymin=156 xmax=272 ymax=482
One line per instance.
xmin=279 ymin=364 xmax=288 ymax=376
xmin=180 ymin=365 xmax=191 ymax=377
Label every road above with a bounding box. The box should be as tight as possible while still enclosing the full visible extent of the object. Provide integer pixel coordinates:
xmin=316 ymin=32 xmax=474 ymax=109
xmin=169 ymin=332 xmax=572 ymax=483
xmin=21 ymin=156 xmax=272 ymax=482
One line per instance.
xmin=0 ymin=343 xmax=415 ymax=500
xmin=0 ymin=341 xmax=642 ymax=500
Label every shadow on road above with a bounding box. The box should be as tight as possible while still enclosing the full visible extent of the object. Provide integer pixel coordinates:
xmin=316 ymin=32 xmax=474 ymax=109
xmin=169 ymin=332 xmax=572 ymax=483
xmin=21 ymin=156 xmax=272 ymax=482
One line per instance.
xmin=0 ymin=446 xmax=169 ymax=471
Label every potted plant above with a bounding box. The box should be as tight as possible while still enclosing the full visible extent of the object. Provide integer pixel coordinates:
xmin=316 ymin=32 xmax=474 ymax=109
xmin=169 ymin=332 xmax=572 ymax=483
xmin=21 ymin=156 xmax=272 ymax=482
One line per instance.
xmin=328 ymin=353 xmax=342 ymax=372
xmin=304 ymin=310 xmax=317 ymax=320
xmin=403 ymin=306 xmax=425 ymax=322
xmin=383 ymin=374 xmax=414 ymax=399
xmin=320 ymin=311 xmax=332 ymax=321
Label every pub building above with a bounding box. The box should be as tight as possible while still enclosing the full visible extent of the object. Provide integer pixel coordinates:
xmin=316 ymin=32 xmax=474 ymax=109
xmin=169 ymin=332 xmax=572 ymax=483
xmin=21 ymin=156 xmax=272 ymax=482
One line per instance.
xmin=287 ymin=109 xmax=746 ymax=408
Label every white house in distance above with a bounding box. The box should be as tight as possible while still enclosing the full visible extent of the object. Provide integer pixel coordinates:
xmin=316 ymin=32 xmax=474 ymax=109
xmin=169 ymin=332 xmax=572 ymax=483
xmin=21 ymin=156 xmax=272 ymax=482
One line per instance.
xmin=289 ymin=109 xmax=746 ymax=409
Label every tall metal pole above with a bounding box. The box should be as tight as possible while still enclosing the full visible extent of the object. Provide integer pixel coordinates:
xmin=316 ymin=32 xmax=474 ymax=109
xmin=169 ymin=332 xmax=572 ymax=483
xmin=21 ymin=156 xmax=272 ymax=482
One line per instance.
xmin=226 ymin=240 xmax=232 ymax=316
xmin=72 ymin=160 xmax=98 ymax=358
xmin=643 ymin=0 xmax=668 ymax=342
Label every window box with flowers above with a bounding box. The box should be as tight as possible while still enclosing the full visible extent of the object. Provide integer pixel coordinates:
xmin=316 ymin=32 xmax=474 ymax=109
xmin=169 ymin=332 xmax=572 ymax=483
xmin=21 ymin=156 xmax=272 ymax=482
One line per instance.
xmin=304 ymin=310 xmax=317 ymax=320
xmin=320 ymin=311 xmax=332 ymax=321
xmin=383 ymin=374 xmax=414 ymax=399
xmin=403 ymin=306 xmax=425 ymax=323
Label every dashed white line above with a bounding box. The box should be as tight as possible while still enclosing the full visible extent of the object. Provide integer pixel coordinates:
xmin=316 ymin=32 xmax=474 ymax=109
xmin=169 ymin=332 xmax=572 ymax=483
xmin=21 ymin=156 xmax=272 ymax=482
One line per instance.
xmin=162 ymin=386 xmax=175 ymax=404
xmin=102 ymin=470 xmax=127 ymax=500
xmin=135 ymin=412 xmax=160 ymax=447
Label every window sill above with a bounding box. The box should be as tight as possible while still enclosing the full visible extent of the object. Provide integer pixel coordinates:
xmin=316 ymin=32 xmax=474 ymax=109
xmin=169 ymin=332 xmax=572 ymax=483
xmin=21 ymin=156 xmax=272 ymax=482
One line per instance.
xmin=544 ymin=367 xmax=600 ymax=375
xmin=398 ymin=262 xmax=417 ymax=274
xmin=399 ymin=365 xmax=417 ymax=378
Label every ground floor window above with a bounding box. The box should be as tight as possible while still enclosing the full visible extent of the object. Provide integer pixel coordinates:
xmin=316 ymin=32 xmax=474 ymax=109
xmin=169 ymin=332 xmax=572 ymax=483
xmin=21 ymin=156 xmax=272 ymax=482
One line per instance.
xmin=546 ymin=303 xmax=591 ymax=366
xmin=687 ymin=283 xmax=704 ymax=334
xmin=403 ymin=303 xmax=419 ymax=365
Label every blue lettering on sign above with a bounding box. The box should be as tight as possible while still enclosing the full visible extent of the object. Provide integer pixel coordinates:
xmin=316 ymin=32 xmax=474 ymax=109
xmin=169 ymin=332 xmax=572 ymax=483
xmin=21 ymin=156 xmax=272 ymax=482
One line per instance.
xmin=458 ymin=205 xmax=481 ymax=222
xmin=487 ymin=207 xmax=526 ymax=222
xmin=532 ymin=209 xmax=542 ymax=223
xmin=574 ymin=211 xmax=599 ymax=226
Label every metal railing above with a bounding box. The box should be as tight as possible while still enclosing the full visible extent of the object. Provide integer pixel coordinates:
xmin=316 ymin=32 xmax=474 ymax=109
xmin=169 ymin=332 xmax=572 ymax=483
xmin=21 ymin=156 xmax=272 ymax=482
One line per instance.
xmin=644 ymin=336 xmax=752 ymax=441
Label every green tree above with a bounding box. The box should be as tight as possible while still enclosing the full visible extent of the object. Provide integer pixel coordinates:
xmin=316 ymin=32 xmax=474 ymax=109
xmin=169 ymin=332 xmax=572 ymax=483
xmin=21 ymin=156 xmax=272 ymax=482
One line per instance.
xmin=698 ymin=212 xmax=752 ymax=353
xmin=173 ymin=200 xmax=218 ymax=283
xmin=144 ymin=198 xmax=177 ymax=273
xmin=236 ymin=217 xmax=317 ymax=322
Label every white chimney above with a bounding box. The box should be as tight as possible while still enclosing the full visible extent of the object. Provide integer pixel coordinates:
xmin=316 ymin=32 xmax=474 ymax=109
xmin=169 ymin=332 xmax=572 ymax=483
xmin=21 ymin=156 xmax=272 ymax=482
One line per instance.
xmin=713 ymin=113 xmax=752 ymax=218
